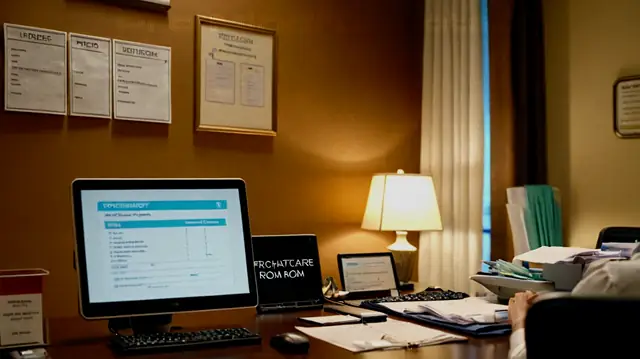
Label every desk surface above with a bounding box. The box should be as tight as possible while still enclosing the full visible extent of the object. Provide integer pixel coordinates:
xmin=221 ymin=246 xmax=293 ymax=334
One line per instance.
xmin=46 ymin=309 xmax=510 ymax=359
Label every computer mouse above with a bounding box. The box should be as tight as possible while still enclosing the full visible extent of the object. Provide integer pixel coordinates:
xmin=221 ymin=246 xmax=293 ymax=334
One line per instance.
xmin=270 ymin=332 xmax=310 ymax=354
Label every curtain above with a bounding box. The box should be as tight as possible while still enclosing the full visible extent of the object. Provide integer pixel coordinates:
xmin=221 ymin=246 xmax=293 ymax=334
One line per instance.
xmin=419 ymin=0 xmax=484 ymax=294
xmin=511 ymin=0 xmax=547 ymax=186
xmin=487 ymin=0 xmax=548 ymax=261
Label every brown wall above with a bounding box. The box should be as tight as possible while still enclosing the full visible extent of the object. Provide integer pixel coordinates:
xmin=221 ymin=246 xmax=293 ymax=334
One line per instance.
xmin=0 ymin=0 xmax=424 ymax=320
xmin=544 ymin=0 xmax=640 ymax=247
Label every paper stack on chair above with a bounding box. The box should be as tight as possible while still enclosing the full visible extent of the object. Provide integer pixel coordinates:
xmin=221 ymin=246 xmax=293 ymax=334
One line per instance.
xmin=473 ymin=245 xmax=635 ymax=298
xmin=599 ymin=242 xmax=640 ymax=258
xmin=513 ymin=244 xmax=637 ymax=266
xmin=512 ymin=246 xmax=595 ymax=265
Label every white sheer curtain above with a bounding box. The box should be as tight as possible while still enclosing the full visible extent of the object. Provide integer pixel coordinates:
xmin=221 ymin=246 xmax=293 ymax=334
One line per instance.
xmin=419 ymin=0 xmax=484 ymax=294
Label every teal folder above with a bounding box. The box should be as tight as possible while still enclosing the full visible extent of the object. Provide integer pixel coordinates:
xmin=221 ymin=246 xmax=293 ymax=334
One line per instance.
xmin=524 ymin=185 xmax=563 ymax=249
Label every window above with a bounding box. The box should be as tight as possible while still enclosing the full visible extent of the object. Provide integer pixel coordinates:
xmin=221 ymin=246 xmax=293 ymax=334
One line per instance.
xmin=481 ymin=0 xmax=491 ymax=266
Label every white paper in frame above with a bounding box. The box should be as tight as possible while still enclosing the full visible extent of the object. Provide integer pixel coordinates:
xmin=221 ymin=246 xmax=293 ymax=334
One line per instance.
xmin=4 ymin=23 xmax=68 ymax=115
xmin=196 ymin=16 xmax=277 ymax=136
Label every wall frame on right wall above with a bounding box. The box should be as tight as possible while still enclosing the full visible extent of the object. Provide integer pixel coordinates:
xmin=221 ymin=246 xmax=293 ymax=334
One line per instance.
xmin=613 ymin=75 xmax=640 ymax=138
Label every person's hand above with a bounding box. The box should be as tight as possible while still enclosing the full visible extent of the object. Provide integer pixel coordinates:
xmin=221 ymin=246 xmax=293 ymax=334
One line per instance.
xmin=508 ymin=291 xmax=537 ymax=331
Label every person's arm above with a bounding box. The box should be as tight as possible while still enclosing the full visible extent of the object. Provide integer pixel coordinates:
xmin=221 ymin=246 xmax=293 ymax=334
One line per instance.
xmin=573 ymin=253 xmax=640 ymax=295
xmin=507 ymin=291 xmax=536 ymax=359
xmin=509 ymin=328 xmax=526 ymax=359
xmin=571 ymin=258 xmax=616 ymax=294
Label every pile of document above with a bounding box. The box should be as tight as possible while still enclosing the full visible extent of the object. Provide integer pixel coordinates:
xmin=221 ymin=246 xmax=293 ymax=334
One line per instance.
xmin=600 ymin=242 xmax=640 ymax=258
xmin=296 ymin=319 xmax=466 ymax=353
xmin=571 ymin=242 xmax=640 ymax=263
xmin=514 ymin=245 xmax=638 ymax=266
xmin=483 ymin=259 xmax=545 ymax=281
xmin=360 ymin=297 xmax=512 ymax=337
xmin=377 ymin=298 xmax=508 ymax=326
xmin=472 ymin=244 xmax=640 ymax=299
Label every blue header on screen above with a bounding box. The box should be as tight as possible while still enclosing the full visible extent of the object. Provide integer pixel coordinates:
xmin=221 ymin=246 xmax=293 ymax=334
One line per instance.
xmin=97 ymin=200 xmax=227 ymax=211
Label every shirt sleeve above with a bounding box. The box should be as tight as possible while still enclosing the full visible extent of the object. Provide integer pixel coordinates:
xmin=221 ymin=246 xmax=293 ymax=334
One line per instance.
xmin=572 ymin=259 xmax=616 ymax=294
xmin=572 ymin=253 xmax=640 ymax=295
xmin=509 ymin=328 xmax=526 ymax=359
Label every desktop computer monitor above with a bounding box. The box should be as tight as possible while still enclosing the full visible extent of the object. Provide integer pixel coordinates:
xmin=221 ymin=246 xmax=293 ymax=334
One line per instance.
xmin=71 ymin=178 xmax=258 ymax=320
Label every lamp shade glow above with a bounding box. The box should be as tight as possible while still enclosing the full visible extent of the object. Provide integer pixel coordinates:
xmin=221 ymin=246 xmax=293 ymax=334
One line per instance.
xmin=361 ymin=170 xmax=442 ymax=282
xmin=362 ymin=170 xmax=443 ymax=232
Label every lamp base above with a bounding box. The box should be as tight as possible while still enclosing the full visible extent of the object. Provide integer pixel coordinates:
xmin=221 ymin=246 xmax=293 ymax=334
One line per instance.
xmin=389 ymin=250 xmax=417 ymax=284
xmin=397 ymin=281 xmax=414 ymax=291
xmin=388 ymin=231 xmax=417 ymax=283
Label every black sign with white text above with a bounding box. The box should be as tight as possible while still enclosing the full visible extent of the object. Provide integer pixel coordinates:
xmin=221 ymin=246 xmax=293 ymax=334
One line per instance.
xmin=251 ymin=235 xmax=323 ymax=310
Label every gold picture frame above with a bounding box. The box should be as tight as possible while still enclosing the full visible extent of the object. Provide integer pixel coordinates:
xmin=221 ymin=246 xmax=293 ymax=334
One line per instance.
xmin=195 ymin=16 xmax=277 ymax=136
xmin=614 ymin=75 xmax=640 ymax=138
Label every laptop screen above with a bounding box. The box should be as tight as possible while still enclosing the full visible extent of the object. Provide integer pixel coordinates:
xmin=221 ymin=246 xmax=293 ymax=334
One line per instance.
xmin=340 ymin=254 xmax=398 ymax=292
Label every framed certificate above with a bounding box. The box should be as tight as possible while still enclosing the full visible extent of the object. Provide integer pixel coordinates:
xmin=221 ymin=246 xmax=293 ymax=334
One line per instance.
xmin=614 ymin=75 xmax=640 ymax=138
xmin=195 ymin=16 xmax=277 ymax=136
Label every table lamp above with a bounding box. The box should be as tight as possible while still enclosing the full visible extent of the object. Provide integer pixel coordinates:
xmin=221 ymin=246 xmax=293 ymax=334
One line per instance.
xmin=361 ymin=169 xmax=442 ymax=289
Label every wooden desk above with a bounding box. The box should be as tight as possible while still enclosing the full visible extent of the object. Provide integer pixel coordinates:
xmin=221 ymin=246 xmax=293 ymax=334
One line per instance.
xmin=45 ymin=309 xmax=510 ymax=359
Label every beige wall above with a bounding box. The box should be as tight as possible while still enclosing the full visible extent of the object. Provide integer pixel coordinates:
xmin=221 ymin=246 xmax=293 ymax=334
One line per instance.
xmin=544 ymin=0 xmax=640 ymax=248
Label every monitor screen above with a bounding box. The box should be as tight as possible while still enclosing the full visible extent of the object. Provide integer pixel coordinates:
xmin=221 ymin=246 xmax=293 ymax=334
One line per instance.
xmin=339 ymin=254 xmax=398 ymax=292
xmin=81 ymin=189 xmax=249 ymax=303
xmin=72 ymin=179 xmax=257 ymax=319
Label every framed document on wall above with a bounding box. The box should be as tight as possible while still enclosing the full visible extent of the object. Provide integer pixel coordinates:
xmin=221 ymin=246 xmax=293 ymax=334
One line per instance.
xmin=105 ymin=0 xmax=170 ymax=11
xmin=195 ymin=16 xmax=277 ymax=136
xmin=614 ymin=75 xmax=640 ymax=138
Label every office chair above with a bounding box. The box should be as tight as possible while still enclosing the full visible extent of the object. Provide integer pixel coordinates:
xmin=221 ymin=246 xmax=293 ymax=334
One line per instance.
xmin=596 ymin=226 xmax=640 ymax=249
xmin=525 ymin=294 xmax=640 ymax=359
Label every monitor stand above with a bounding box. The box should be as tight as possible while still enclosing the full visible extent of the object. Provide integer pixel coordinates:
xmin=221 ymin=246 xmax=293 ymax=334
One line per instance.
xmin=108 ymin=314 xmax=173 ymax=334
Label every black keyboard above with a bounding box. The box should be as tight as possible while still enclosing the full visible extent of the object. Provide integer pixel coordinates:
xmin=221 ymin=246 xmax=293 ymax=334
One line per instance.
xmin=363 ymin=287 xmax=469 ymax=304
xmin=110 ymin=328 xmax=261 ymax=354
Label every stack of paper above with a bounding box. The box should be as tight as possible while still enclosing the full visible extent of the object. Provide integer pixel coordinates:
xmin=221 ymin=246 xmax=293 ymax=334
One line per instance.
xmin=295 ymin=319 xmax=466 ymax=353
xmin=376 ymin=298 xmax=508 ymax=326
xmin=511 ymin=245 xmax=633 ymax=265
xmin=485 ymin=260 xmax=545 ymax=280
xmin=600 ymin=242 xmax=640 ymax=258
xmin=417 ymin=298 xmax=508 ymax=325
xmin=512 ymin=246 xmax=596 ymax=265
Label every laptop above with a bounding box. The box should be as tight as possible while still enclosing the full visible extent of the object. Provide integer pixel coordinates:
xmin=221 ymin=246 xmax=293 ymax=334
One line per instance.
xmin=337 ymin=252 xmax=400 ymax=306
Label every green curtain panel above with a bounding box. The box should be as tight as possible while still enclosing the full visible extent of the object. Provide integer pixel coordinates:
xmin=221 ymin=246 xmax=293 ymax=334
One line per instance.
xmin=524 ymin=185 xmax=563 ymax=249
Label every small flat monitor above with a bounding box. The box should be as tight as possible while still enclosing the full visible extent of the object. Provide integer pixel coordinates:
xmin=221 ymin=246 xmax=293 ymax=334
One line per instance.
xmin=338 ymin=253 xmax=400 ymax=295
xmin=71 ymin=179 xmax=257 ymax=319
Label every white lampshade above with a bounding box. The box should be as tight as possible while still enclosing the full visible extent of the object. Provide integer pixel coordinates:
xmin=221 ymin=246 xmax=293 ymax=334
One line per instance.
xmin=361 ymin=170 xmax=443 ymax=232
